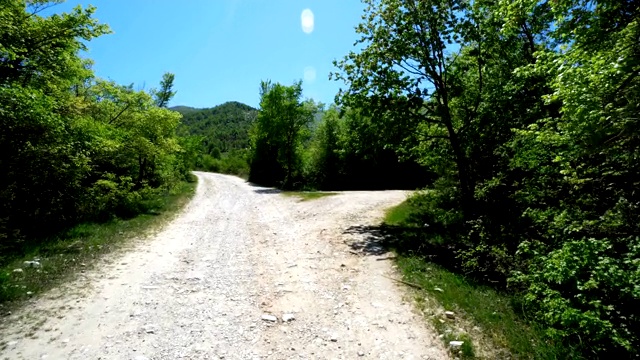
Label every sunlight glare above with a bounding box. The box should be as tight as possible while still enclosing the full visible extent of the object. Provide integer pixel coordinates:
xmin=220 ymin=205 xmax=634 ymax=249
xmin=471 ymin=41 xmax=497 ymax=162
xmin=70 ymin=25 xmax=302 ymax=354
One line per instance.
xmin=304 ymin=66 xmax=317 ymax=83
xmin=301 ymin=9 xmax=314 ymax=34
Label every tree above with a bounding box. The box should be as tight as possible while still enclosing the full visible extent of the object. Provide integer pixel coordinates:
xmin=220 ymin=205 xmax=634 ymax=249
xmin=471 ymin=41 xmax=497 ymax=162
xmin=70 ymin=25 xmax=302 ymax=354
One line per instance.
xmin=309 ymin=105 xmax=343 ymax=188
xmin=0 ymin=0 xmax=110 ymax=239
xmin=153 ymin=72 xmax=176 ymax=108
xmin=332 ymin=0 xmax=492 ymax=218
xmin=334 ymin=0 xmax=551 ymax=228
xmin=502 ymin=0 xmax=640 ymax=354
xmin=0 ymin=1 xmax=191 ymax=249
xmin=317 ymin=106 xmax=431 ymax=190
xmin=249 ymin=81 xmax=314 ymax=188
xmin=0 ymin=1 xmax=110 ymax=87
xmin=333 ymin=0 xmax=640 ymax=355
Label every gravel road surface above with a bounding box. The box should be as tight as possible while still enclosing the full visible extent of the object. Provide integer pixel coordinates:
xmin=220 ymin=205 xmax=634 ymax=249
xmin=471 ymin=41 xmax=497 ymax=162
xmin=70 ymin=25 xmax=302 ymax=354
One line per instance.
xmin=0 ymin=172 xmax=447 ymax=360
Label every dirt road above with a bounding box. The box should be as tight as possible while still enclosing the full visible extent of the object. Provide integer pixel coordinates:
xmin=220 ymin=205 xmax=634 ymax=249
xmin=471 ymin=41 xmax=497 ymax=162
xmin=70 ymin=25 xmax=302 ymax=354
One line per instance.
xmin=0 ymin=172 xmax=447 ymax=360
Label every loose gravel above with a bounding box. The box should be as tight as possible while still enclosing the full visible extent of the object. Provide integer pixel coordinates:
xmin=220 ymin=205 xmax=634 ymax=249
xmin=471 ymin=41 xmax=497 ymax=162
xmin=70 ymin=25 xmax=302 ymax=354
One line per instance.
xmin=0 ymin=172 xmax=448 ymax=360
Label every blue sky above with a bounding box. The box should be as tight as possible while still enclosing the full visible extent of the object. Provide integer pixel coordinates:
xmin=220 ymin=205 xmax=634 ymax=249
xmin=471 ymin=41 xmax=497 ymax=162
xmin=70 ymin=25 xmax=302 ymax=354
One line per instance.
xmin=46 ymin=0 xmax=366 ymax=108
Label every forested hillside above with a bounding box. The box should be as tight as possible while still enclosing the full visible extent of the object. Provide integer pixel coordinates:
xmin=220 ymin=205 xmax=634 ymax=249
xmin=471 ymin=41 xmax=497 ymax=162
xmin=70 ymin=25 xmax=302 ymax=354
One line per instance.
xmin=169 ymin=106 xmax=199 ymax=115
xmin=171 ymin=102 xmax=257 ymax=177
xmin=175 ymin=102 xmax=257 ymax=154
xmin=177 ymin=99 xmax=430 ymax=188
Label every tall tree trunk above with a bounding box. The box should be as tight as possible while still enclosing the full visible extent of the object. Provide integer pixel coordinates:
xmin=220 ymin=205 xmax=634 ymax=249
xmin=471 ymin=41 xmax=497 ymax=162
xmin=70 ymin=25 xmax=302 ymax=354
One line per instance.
xmin=138 ymin=155 xmax=146 ymax=187
xmin=439 ymin=93 xmax=475 ymax=220
xmin=285 ymin=125 xmax=294 ymax=189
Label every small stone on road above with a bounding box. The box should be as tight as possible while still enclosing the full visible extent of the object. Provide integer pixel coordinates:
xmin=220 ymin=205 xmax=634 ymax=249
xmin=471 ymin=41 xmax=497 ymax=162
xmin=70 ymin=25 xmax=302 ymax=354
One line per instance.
xmin=445 ymin=311 xmax=455 ymax=319
xmin=261 ymin=314 xmax=278 ymax=322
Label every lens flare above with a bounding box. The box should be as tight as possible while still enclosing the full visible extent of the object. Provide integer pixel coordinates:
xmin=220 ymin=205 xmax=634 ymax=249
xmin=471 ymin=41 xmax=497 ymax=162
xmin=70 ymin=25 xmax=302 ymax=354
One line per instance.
xmin=301 ymin=9 xmax=314 ymax=34
xmin=304 ymin=66 xmax=317 ymax=83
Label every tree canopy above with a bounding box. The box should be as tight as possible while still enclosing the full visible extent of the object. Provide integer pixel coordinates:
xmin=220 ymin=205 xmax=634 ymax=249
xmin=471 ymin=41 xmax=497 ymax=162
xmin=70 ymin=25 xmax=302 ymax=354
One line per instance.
xmin=0 ymin=1 xmax=194 ymax=254
xmin=330 ymin=0 xmax=640 ymax=355
xmin=249 ymin=81 xmax=315 ymax=188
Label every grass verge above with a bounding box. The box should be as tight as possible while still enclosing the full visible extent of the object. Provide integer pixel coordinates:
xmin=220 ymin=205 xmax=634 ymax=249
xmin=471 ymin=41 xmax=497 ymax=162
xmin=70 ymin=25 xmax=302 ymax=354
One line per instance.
xmin=384 ymin=200 xmax=563 ymax=359
xmin=0 ymin=180 xmax=196 ymax=308
xmin=283 ymin=191 xmax=338 ymax=201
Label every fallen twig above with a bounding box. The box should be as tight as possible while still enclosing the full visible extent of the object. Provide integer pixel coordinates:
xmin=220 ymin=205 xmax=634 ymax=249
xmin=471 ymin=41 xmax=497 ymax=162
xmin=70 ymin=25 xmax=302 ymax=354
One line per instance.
xmin=381 ymin=275 xmax=423 ymax=290
xmin=376 ymin=256 xmax=397 ymax=261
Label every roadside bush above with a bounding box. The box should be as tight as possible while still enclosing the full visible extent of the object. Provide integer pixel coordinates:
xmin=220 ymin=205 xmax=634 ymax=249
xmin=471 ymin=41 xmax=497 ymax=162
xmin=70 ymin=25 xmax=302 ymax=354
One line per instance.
xmin=512 ymin=236 xmax=640 ymax=355
xmin=197 ymin=150 xmax=250 ymax=178
xmin=86 ymin=176 xmax=167 ymax=220
xmin=0 ymin=2 xmax=192 ymax=250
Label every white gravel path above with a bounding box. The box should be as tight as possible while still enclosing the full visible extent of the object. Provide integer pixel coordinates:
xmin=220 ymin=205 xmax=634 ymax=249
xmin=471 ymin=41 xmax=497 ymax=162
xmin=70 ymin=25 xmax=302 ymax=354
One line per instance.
xmin=0 ymin=172 xmax=448 ymax=360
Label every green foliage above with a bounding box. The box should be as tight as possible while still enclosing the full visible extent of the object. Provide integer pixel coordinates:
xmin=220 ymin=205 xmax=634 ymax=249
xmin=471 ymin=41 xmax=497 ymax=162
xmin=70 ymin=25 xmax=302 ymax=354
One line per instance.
xmin=0 ymin=181 xmax=196 ymax=304
xmin=502 ymin=1 xmax=640 ymax=355
xmin=197 ymin=150 xmax=250 ymax=178
xmin=335 ymin=0 xmax=640 ymax=356
xmin=385 ymin=199 xmax=571 ymax=359
xmin=176 ymin=101 xmax=257 ymax=155
xmin=331 ymin=0 xmax=550 ymax=215
xmin=249 ymin=80 xmax=315 ymax=188
xmin=398 ymin=254 xmax=566 ymax=359
xmin=306 ymin=106 xmax=433 ymax=190
xmin=0 ymin=0 xmax=110 ymax=88
xmin=176 ymin=135 xmax=203 ymax=179
xmin=153 ymin=72 xmax=176 ymax=108
xmin=307 ymin=105 xmax=343 ymax=188
xmin=512 ymin=237 xmax=640 ymax=355
xmin=0 ymin=2 xmax=193 ymax=259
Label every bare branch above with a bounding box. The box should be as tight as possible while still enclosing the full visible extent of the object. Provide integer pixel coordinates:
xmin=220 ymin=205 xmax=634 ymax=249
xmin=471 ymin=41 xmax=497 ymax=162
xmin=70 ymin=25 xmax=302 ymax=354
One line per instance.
xmin=396 ymin=60 xmax=425 ymax=77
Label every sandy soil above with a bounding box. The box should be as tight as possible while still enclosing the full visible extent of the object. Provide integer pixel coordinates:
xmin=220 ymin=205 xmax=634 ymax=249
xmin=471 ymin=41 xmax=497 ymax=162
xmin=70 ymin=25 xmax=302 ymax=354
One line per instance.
xmin=0 ymin=172 xmax=448 ymax=360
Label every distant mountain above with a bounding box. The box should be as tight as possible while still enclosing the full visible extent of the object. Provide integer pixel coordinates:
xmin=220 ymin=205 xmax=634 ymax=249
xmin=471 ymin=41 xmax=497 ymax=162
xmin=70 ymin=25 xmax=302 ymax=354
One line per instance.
xmin=176 ymin=101 xmax=258 ymax=155
xmin=170 ymin=105 xmax=200 ymax=115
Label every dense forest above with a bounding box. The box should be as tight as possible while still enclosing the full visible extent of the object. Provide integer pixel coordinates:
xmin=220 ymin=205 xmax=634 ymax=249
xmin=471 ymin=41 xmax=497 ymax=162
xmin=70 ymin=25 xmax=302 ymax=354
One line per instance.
xmin=246 ymin=0 xmax=640 ymax=357
xmin=175 ymin=95 xmax=431 ymax=189
xmin=248 ymin=81 xmax=431 ymax=190
xmin=0 ymin=2 xmax=196 ymax=258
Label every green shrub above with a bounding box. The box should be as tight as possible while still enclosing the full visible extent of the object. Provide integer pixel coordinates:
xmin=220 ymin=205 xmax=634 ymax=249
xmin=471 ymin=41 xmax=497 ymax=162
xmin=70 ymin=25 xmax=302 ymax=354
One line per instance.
xmin=86 ymin=175 xmax=167 ymax=220
xmin=197 ymin=150 xmax=250 ymax=178
xmin=512 ymin=236 xmax=640 ymax=355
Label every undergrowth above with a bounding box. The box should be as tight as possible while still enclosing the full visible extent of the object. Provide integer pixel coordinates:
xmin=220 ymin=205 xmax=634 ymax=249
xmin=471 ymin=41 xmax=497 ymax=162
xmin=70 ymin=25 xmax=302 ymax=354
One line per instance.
xmin=0 ymin=180 xmax=196 ymax=307
xmin=383 ymin=199 xmax=569 ymax=359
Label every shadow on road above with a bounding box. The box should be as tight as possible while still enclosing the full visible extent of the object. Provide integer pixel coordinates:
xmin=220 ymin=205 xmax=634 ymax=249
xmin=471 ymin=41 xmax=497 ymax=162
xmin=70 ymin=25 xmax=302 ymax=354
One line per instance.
xmin=343 ymin=225 xmax=391 ymax=256
xmin=342 ymin=223 xmax=457 ymax=262
xmin=245 ymin=181 xmax=282 ymax=195
xmin=252 ymin=188 xmax=282 ymax=195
